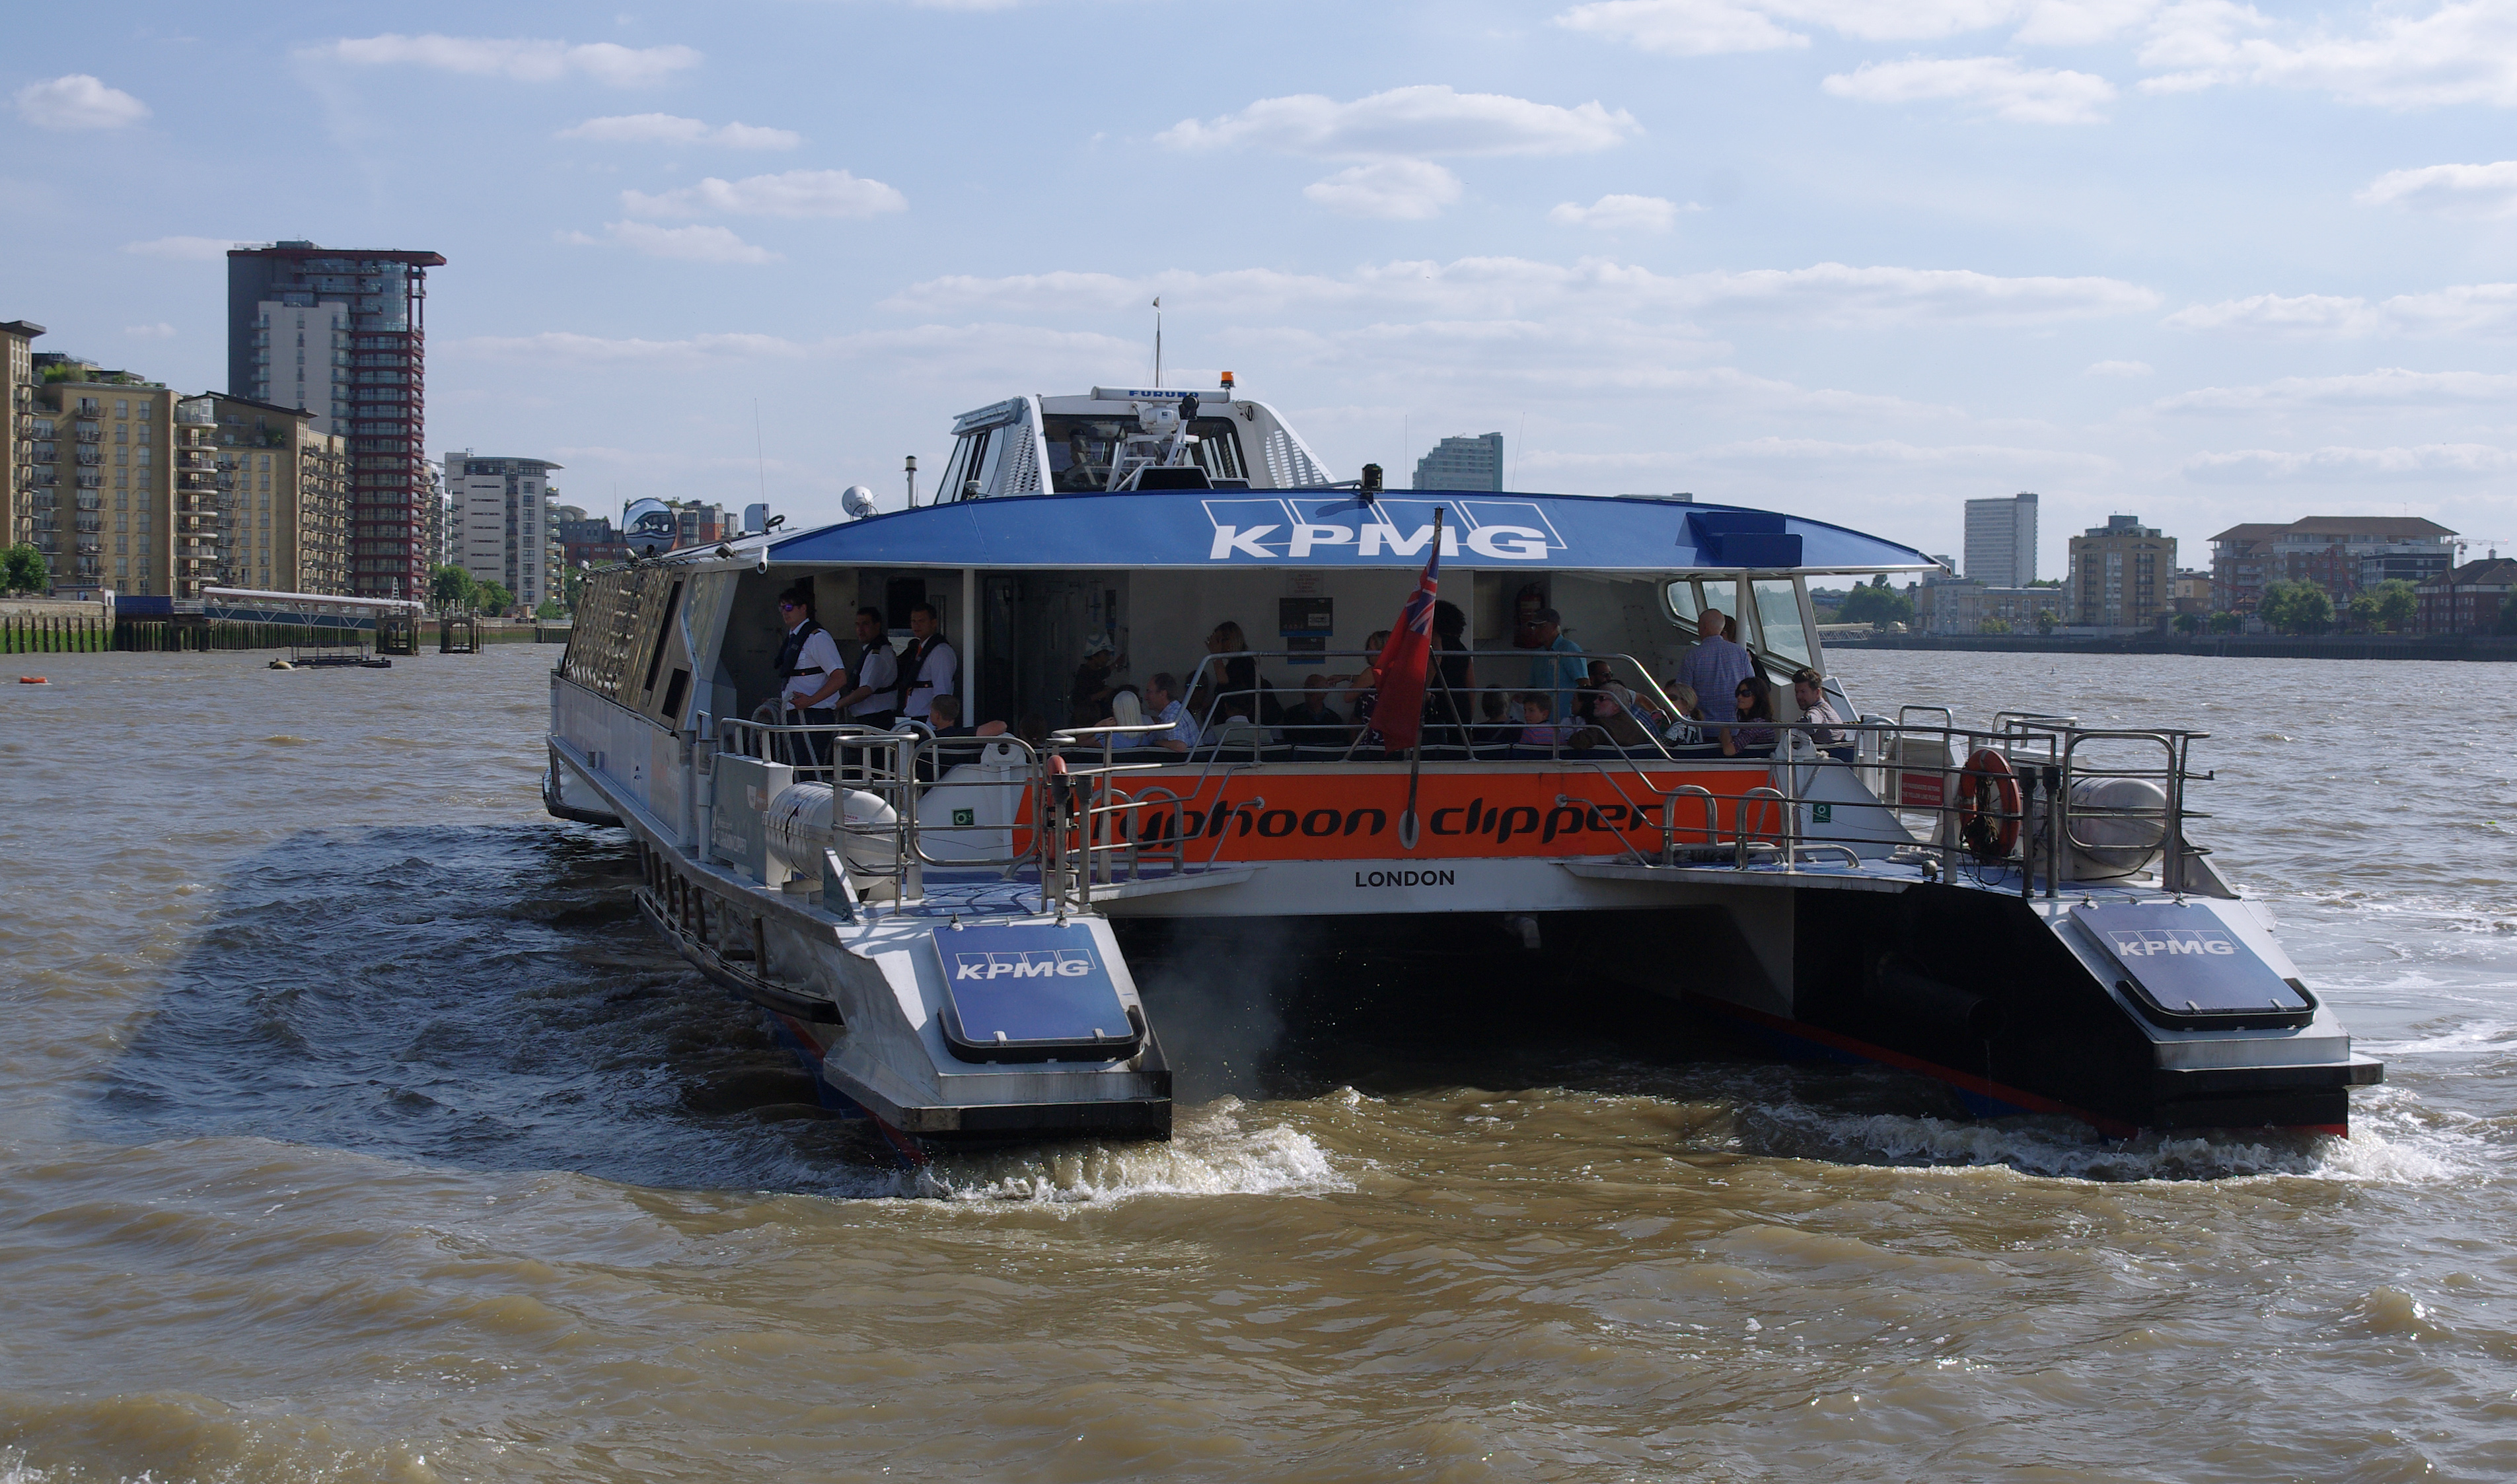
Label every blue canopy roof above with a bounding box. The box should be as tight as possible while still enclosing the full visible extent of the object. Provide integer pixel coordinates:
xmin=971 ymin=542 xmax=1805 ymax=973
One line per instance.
xmin=766 ymin=488 xmax=1935 ymax=574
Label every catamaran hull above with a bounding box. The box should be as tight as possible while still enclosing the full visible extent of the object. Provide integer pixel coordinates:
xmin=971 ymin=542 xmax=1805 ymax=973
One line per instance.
xmin=1099 ymin=875 xmax=2378 ymax=1137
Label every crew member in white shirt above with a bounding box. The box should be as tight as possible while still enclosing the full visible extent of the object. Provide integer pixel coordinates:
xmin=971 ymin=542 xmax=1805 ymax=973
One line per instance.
xmin=835 ymin=605 xmax=900 ymax=729
xmin=896 ymin=602 xmax=957 ymax=721
xmin=771 ymin=585 xmax=848 ymax=765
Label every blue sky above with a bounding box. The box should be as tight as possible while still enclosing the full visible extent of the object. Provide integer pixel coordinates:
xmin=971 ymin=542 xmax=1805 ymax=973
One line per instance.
xmin=13 ymin=1 xmax=2517 ymax=573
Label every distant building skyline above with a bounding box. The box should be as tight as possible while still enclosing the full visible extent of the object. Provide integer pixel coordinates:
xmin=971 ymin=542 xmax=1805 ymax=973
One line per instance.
xmin=1964 ymin=493 xmax=2037 ymax=589
xmin=2209 ymin=516 xmax=2456 ymax=616
xmin=1413 ymin=432 xmax=1503 ymax=492
xmin=2067 ymin=514 xmax=2173 ymax=630
xmin=444 ymin=452 xmax=559 ymax=610
xmin=227 ymin=242 xmax=445 ymax=600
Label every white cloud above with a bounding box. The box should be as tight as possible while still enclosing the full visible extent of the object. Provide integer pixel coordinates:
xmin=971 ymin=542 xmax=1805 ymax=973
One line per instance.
xmin=621 ymin=168 xmax=906 ymax=218
xmin=313 ymin=34 xmax=702 ymax=86
xmin=1676 ymin=261 xmax=2156 ymax=325
xmin=1303 ymin=160 xmax=1463 ymax=219
xmin=2358 ymin=160 xmax=2517 ymax=218
xmin=2011 ymin=0 xmax=2163 ymax=47
xmin=122 ymin=236 xmax=236 ymax=262
xmin=2167 ymin=283 xmax=2517 ymax=337
xmin=882 ymin=256 xmax=2156 ymax=328
xmin=1823 ymin=56 xmax=2117 ymax=124
xmin=1159 ymin=85 xmax=1640 ymax=157
xmin=15 ymin=75 xmax=150 ymax=131
xmin=2153 ymin=367 xmax=2517 ymax=413
xmin=2138 ymin=0 xmax=2517 ymax=109
xmin=451 ymin=322 xmax=1147 ymax=388
xmin=1553 ymin=0 xmax=1810 ymax=55
xmin=2087 ymin=358 xmax=2154 ymax=376
xmin=2183 ymin=442 xmax=2517 ymax=481
xmin=2164 ymin=291 xmax=2373 ymax=335
xmin=1769 ymin=0 xmax=2036 ymax=42
xmin=557 ymin=114 xmax=799 ymax=149
xmin=1552 ymin=0 xmax=2156 ymax=53
xmin=1550 ymin=194 xmax=1688 ymax=230
xmin=1698 ymin=436 xmax=2115 ymax=472
xmin=122 ymin=322 xmax=176 ymax=339
xmin=601 ymin=221 xmax=781 ymax=264
xmin=456 ymin=330 xmax=813 ymax=361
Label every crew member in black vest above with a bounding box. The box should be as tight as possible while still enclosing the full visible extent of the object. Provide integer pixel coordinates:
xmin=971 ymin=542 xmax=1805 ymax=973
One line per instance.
xmin=895 ymin=601 xmax=958 ymax=724
xmin=770 ymin=583 xmax=847 ymax=765
xmin=834 ymin=605 xmax=899 ymax=730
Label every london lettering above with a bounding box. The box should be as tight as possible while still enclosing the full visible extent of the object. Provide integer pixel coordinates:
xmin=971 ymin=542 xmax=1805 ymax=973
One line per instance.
xmin=1353 ymin=869 xmax=1457 ymax=888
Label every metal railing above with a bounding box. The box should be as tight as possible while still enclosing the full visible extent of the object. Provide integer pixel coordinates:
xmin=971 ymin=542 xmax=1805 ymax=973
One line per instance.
xmin=691 ymin=689 xmax=2214 ymax=913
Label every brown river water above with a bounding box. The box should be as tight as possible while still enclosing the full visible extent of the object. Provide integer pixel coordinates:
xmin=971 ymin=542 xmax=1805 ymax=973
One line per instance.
xmin=3 ymin=644 xmax=2513 ymax=1483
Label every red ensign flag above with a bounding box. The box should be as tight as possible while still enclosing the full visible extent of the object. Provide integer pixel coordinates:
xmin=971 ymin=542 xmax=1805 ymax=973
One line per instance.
xmin=1371 ymin=512 xmax=1443 ymax=752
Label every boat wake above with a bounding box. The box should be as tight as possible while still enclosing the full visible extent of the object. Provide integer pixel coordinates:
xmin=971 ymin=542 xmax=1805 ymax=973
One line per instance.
xmin=1729 ymin=1076 xmax=2485 ymax=1184
xmin=906 ymin=1096 xmax=1348 ymax=1205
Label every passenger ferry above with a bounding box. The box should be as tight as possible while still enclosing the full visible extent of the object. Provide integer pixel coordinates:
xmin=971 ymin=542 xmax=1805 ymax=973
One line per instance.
xmin=545 ymin=381 xmax=2382 ymax=1150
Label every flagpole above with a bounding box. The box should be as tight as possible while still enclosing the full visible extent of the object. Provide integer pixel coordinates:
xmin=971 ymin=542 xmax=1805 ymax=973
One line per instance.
xmin=1400 ymin=509 xmax=1444 ymax=852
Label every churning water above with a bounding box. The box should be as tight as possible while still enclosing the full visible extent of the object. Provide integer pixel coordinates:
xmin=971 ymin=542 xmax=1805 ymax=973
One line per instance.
xmin=2 ymin=645 xmax=2512 ymax=1481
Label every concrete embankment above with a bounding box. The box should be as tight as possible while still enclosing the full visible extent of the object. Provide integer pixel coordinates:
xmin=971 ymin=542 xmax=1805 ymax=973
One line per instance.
xmin=1841 ymin=631 xmax=2517 ymax=662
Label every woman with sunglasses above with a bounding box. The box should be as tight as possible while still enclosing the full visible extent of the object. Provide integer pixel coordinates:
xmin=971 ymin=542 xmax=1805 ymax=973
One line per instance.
xmin=1721 ymin=676 xmax=1778 ymax=758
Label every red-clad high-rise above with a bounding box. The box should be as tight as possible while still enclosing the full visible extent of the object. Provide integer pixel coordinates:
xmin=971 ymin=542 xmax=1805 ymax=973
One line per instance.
xmin=227 ymin=242 xmax=445 ymax=599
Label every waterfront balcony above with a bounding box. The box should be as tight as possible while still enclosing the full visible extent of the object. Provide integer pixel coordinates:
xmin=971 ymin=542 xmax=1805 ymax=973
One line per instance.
xmin=75 ymin=425 xmax=102 ymax=442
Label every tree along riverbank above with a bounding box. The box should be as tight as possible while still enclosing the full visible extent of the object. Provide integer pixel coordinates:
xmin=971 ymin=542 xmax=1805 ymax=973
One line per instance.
xmin=1836 ymin=631 xmax=2517 ymax=662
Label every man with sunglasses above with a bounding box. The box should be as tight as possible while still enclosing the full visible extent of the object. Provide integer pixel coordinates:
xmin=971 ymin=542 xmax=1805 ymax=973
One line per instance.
xmin=772 ymin=584 xmax=848 ymax=763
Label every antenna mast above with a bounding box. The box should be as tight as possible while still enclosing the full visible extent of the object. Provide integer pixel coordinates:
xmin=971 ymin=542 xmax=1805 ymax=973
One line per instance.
xmin=754 ymin=398 xmax=768 ymax=506
xmin=1152 ymin=297 xmax=1163 ymax=388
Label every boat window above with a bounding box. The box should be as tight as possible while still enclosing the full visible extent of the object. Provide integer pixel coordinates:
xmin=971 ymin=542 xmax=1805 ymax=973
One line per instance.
xmin=641 ymin=579 xmax=683 ymax=695
xmin=941 ymin=427 xmax=992 ymax=501
xmin=1664 ymin=579 xmax=1702 ymax=627
xmin=1751 ymin=579 xmax=1811 ymax=667
xmin=1043 ymin=415 xmax=1246 ymax=491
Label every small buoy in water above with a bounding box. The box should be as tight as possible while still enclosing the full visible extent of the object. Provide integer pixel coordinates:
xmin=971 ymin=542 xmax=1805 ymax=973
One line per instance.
xmin=17 ymin=676 xmax=46 ymax=685
xmin=269 ymin=659 xmax=295 ymax=670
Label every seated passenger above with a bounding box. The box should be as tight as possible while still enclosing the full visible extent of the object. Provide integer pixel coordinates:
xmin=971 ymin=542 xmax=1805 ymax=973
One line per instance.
xmin=1208 ymin=693 xmax=1268 ymax=753
xmin=926 ymin=693 xmax=1007 ymax=739
xmin=1144 ymin=672 xmax=1200 ymax=754
xmin=1202 ymin=620 xmax=1280 ymax=725
xmin=1472 ymin=689 xmax=1517 ymax=749
xmin=1102 ymin=686 xmax=1148 ymax=746
xmin=1659 ymin=682 xmax=1707 ymax=746
xmin=1790 ymin=666 xmax=1856 ymax=762
xmin=1589 ymin=688 xmax=1654 ymax=747
xmin=1514 ymin=692 xmax=1571 ymax=752
xmin=1280 ymin=675 xmax=1346 ymax=748
xmin=1723 ymin=678 xmax=1779 ymax=758
xmin=1336 ymin=629 xmax=1391 ymax=740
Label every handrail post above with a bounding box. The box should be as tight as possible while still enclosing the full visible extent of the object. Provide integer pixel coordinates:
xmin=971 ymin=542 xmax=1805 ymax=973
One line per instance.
xmin=2163 ymin=735 xmax=2189 ymax=896
xmin=896 ymin=732 xmax=922 ymax=902
xmin=2042 ymin=763 xmax=2063 ymax=898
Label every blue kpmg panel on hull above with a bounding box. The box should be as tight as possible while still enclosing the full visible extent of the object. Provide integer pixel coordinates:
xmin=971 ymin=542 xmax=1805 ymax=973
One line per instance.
xmin=2074 ymin=903 xmax=2316 ymax=1028
xmin=768 ymin=489 xmax=1932 ymax=572
xmin=931 ymin=921 xmax=1142 ymax=1063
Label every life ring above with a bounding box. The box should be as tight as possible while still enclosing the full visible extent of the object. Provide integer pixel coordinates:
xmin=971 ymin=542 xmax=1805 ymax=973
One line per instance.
xmin=1955 ymin=748 xmax=2021 ymax=863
